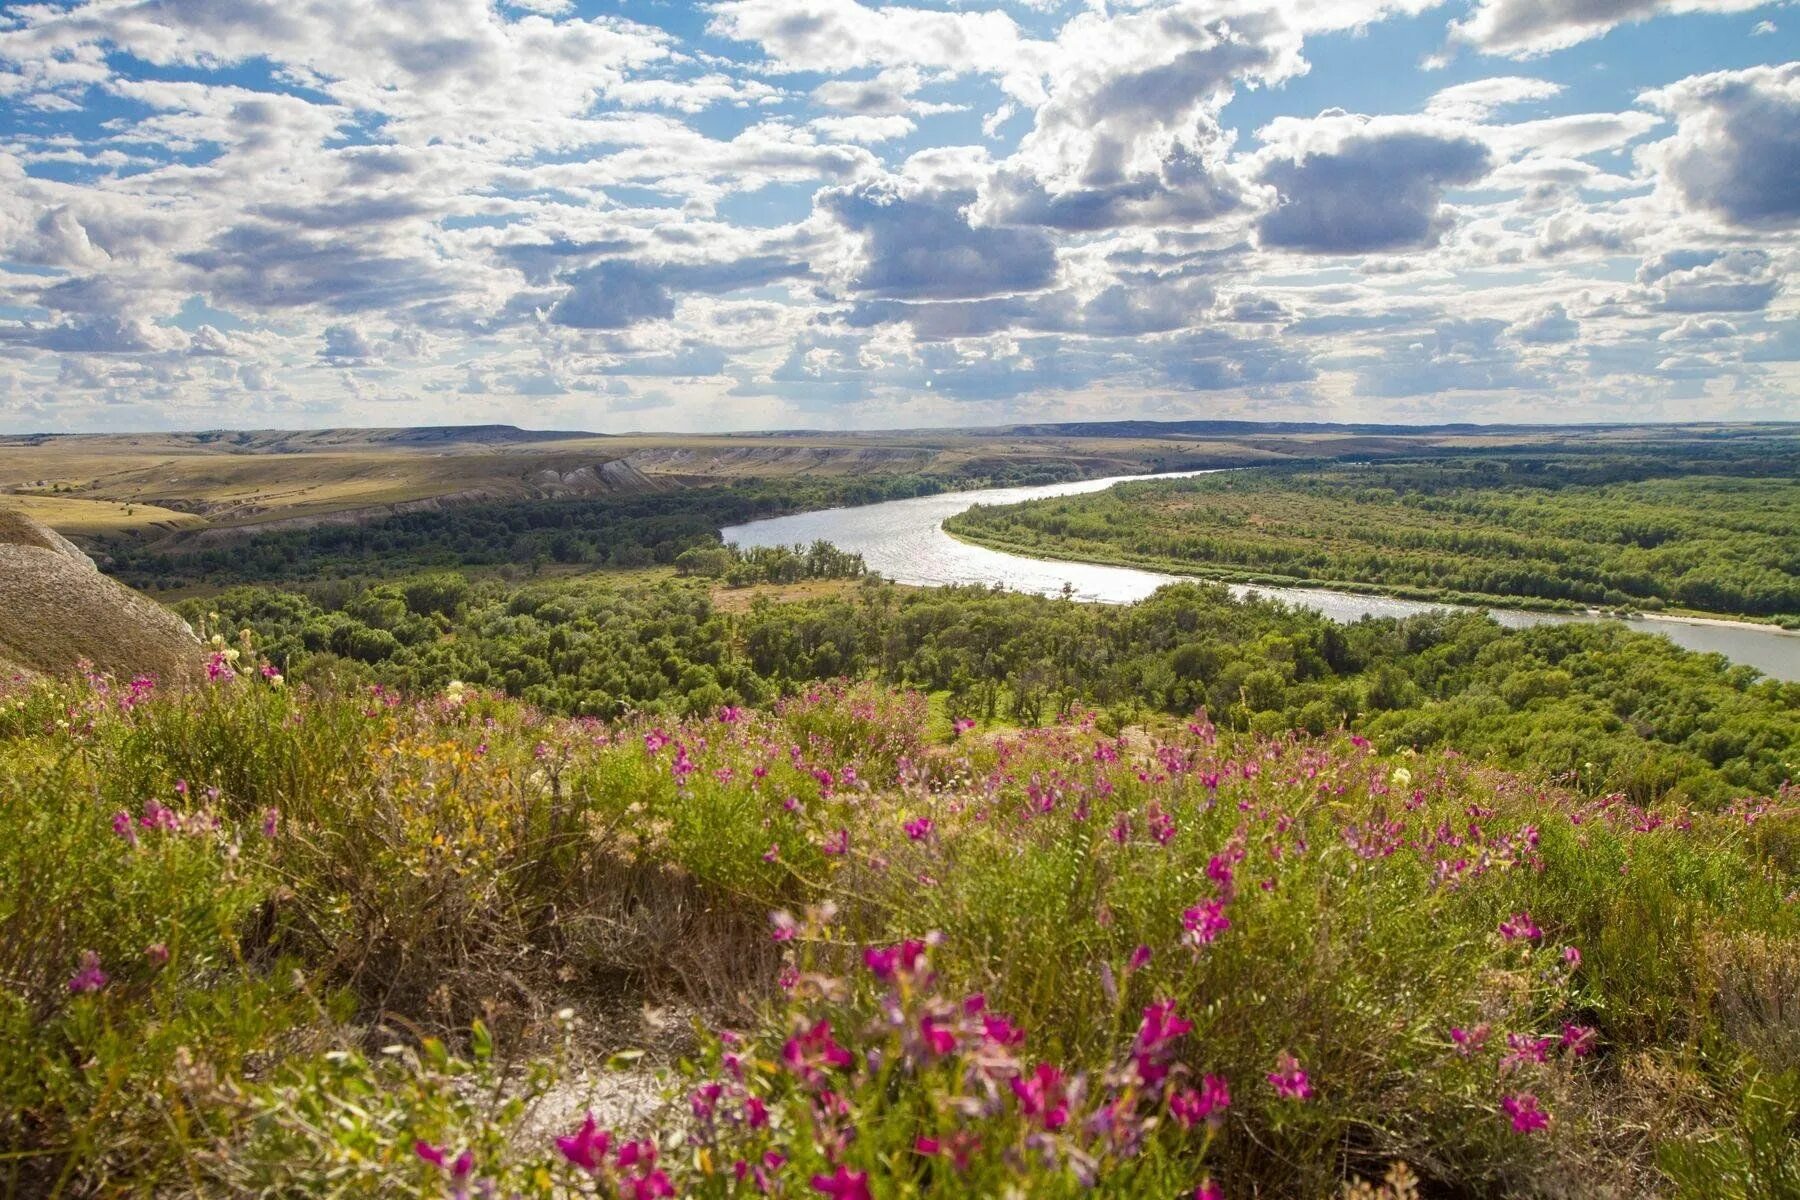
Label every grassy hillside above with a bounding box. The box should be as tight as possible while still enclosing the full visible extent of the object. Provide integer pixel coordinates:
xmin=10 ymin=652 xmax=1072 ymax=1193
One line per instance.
xmin=3 ymin=664 xmax=1797 ymax=1196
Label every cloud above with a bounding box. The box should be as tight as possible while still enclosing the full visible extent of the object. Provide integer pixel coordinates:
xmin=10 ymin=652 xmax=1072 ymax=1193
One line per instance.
xmin=1639 ymin=63 xmax=1800 ymax=229
xmin=1425 ymin=76 xmax=1563 ymax=121
xmin=1635 ymin=248 xmax=1782 ymax=312
xmin=822 ymin=181 xmax=1057 ymax=300
xmin=1357 ymin=319 xmax=1546 ymax=397
xmin=178 ymin=222 xmax=459 ymax=314
xmin=320 ymin=323 xmax=377 ymax=363
xmin=547 ymin=261 xmax=677 ymax=329
xmin=1512 ymin=302 xmax=1580 ymax=343
xmin=976 ymin=6 xmax=1290 ymax=232
xmin=1256 ymin=115 xmax=1494 ymax=254
xmin=1448 ymin=0 xmax=1771 ymax=59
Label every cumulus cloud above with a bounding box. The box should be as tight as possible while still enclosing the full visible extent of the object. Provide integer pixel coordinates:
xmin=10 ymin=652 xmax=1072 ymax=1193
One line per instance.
xmin=1635 ymin=248 xmax=1782 ymax=312
xmin=1448 ymin=0 xmax=1771 ymax=59
xmin=547 ymin=261 xmax=677 ymax=329
xmin=1255 ymin=115 xmax=1494 ymax=254
xmin=1639 ymin=62 xmax=1800 ymax=229
xmin=1512 ymin=302 xmax=1580 ymax=343
xmin=822 ymin=181 xmax=1057 ymax=300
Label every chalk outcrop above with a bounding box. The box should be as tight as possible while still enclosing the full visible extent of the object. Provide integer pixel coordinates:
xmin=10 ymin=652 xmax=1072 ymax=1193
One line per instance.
xmin=0 ymin=506 xmax=206 ymax=687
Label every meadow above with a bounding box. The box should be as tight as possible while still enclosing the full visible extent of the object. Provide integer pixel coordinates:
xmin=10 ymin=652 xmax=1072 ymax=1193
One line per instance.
xmin=3 ymin=631 xmax=1798 ymax=1197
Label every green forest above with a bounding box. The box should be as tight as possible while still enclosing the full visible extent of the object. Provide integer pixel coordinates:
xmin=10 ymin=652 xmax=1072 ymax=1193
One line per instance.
xmin=945 ymin=443 xmax=1800 ymax=621
xmin=196 ymin=572 xmax=1797 ymax=806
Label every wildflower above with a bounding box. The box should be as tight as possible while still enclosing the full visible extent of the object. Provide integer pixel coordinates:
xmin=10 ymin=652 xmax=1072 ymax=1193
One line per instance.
xmin=1267 ymin=1053 xmax=1313 ymax=1101
xmin=68 ymin=950 xmax=108 ymax=994
xmin=1205 ymin=853 xmax=1236 ymax=892
xmin=145 ymin=942 xmax=169 ymax=968
xmin=821 ymin=828 xmax=849 ymax=856
xmin=111 ymin=810 xmax=138 ymax=847
xmin=1498 ymin=911 xmax=1542 ymax=942
xmin=1560 ymin=1022 xmax=1598 ymax=1058
xmin=1390 ymin=766 xmax=1412 ymax=788
xmin=770 ymin=910 xmax=798 ymax=942
xmin=903 ymin=816 xmax=934 ymax=841
xmin=919 ymin=1015 xmax=957 ymax=1056
xmin=982 ymin=1012 xmax=1025 ymax=1046
xmin=1181 ymin=897 xmax=1231 ymax=947
xmin=555 ymin=1113 xmax=612 ymax=1171
xmin=782 ymin=1019 xmax=853 ymax=1085
xmin=862 ymin=939 xmax=926 ymax=981
xmin=1128 ymin=944 xmax=1152 ymax=972
xmin=952 ymin=717 xmax=976 ymax=736
xmin=718 ymin=705 xmax=744 ymax=724
xmin=811 ymin=1165 xmax=872 ymax=1200
xmin=1196 ymin=1180 xmax=1225 ymax=1200
xmin=1562 ymin=945 xmax=1582 ymax=969
xmin=1010 ymin=1061 xmax=1070 ymax=1129
xmin=1500 ymin=1092 xmax=1549 ymax=1134
xmin=1170 ymin=1074 xmax=1231 ymax=1128
xmin=261 ymin=807 xmax=280 ymax=838
xmin=414 ymin=1141 xmax=474 ymax=1179
xmin=1450 ymin=1024 xmax=1490 ymax=1057
xmin=1133 ymin=998 xmax=1192 ymax=1085
xmin=1502 ymin=1033 xmax=1553 ymax=1068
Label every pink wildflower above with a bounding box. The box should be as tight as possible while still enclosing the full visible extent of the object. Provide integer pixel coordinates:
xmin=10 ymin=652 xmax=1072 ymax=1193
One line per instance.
xmin=1195 ymin=1181 xmax=1225 ymax=1200
xmin=1128 ymin=944 xmax=1152 ymax=972
xmin=1560 ymin=1023 xmax=1597 ymax=1058
xmin=1500 ymin=1092 xmax=1549 ymax=1134
xmin=414 ymin=1141 xmax=474 ymax=1179
xmin=1170 ymin=1074 xmax=1231 ymax=1128
xmin=555 ymin=1112 xmax=612 ymax=1171
xmin=1010 ymin=1062 xmax=1070 ymax=1130
xmin=811 ymin=1165 xmax=872 ymax=1200
xmin=1182 ymin=897 xmax=1231 ymax=947
xmin=903 ymin=816 xmax=934 ymax=841
xmin=1498 ymin=911 xmax=1542 ymax=942
xmin=1450 ymin=1024 xmax=1490 ymax=1057
xmin=1267 ymin=1053 xmax=1313 ymax=1101
xmin=1562 ymin=945 xmax=1582 ymax=969
xmin=862 ymin=938 xmax=927 ymax=981
xmin=68 ymin=950 xmax=107 ymax=994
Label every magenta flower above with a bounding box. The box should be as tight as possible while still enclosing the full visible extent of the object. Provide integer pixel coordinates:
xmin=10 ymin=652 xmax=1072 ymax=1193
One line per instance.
xmin=1195 ymin=1181 xmax=1225 ymax=1200
xmin=903 ymin=815 xmax=934 ymax=841
xmin=1169 ymin=1073 xmax=1231 ymax=1128
xmin=67 ymin=950 xmax=108 ymax=994
xmin=1498 ymin=911 xmax=1542 ymax=942
xmin=782 ymin=1018 xmax=854 ymax=1085
xmin=952 ymin=717 xmax=976 ymax=736
xmin=1500 ymin=1092 xmax=1549 ymax=1134
xmin=1502 ymin=1032 xmax=1553 ymax=1068
xmin=1560 ymin=1022 xmax=1597 ymax=1058
xmin=1182 ymin=897 xmax=1231 ymax=947
xmin=811 ymin=1165 xmax=872 ymax=1200
xmin=555 ymin=1112 xmax=612 ymax=1171
xmin=414 ymin=1141 xmax=474 ymax=1179
xmin=1267 ymin=1053 xmax=1313 ymax=1101
xmin=1128 ymin=944 xmax=1152 ymax=972
xmin=982 ymin=1012 xmax=1025 ymax=1046
xmin=1450 ymin=1023 xmax=1490 ymax=1057
xmin=261 ymin=807 xmax=280 ymax=838
xmin=1562 ymin=945 xmax=1582 ymax=969
xmin=1010 ymin=1061 xmax=1070 ymax=1129
xmin=919 ymin=1015 xmax=957 ymax=1056
xmin=862 ymin=938 xmax=927 ymax=981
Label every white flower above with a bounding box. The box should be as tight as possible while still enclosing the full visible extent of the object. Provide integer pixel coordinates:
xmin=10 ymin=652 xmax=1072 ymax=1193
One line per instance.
xmin=1390 ymin=766 xmax=1413 ymax=788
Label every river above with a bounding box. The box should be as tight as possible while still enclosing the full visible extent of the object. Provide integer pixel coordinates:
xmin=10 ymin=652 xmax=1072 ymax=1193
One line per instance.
xmin=722 ymin=470 xmax=1800 ymax=682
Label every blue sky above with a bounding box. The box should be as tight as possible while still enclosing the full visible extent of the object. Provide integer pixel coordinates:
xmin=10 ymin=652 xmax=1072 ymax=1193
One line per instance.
xmin=0 ymin=0 xmax=1795 ymax=433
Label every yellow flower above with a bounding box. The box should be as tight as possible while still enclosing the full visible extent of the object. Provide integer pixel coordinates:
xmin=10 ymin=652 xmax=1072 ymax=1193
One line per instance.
xmin=1390 ymin=766 xmax=1413 ymax=788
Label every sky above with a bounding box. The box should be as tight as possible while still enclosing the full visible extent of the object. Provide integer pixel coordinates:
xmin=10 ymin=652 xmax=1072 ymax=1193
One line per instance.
xmin=0 ymin=0 xmax=1796 ymax=434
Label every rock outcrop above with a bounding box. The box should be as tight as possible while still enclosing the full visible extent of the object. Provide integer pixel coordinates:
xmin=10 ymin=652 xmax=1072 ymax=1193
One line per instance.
xmin=0 ymin=506 xmax=207 ymax=688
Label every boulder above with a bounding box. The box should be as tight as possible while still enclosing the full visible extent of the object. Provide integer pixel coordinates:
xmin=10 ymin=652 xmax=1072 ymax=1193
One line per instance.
xmin=0 ymin=506 xmax=207 ymax=688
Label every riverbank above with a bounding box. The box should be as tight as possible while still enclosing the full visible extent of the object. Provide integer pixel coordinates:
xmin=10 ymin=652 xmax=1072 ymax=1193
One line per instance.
xmin=942 ymin=526 xmax=1799 ymax=636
